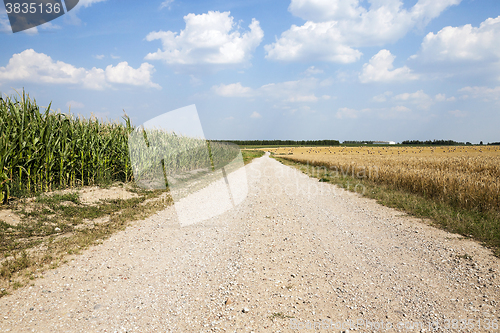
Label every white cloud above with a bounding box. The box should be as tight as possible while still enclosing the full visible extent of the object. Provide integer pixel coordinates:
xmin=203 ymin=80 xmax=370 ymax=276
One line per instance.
xmin=359 ymin=49 xmax=418 ymax=83
xmin=23 ymin=27 xmax=39 ymax=35
xmin=105 ymin=62 xmax=160 ymax=89
xmin=391 ymin=105 xmax=411 ymax=113
xmin=393 ymin=90 xmax=433 ymax=109
xmin=189 ymin=75 xmax=202 ymax=86
xmin=303 ymin=66 xmax=324 ymax=75
xmin=145 ymin=11 xmax=263 ymax=66
xmin=265 ymin=0 xmax=460 ymax=63
xmin=336 ymin=107 xmax=362 ymax=119
xmin=0 ymin=49 xmax=160 ymax=90
xmin=416 ymin=16 xmax=500 ymax=62
xmin=265 ymin=21 xmax=362 ymax=63
xmin=212 ymin=77 xmax=329 ymax=104
xmin=40 ymin=22 xmax=61 ymax=30
xmin=449 ymin=109 xmax=467 ymax=117
xmin=260 ymin=77 xmax=326 ymax=103
xmin=212 ymin=82 xmax=254 ymax=97
xmin=94 ymin=54 xmax=105 ymax=60
xmin=250 ymin=111 xmax=262 ymax=118
xmin=459 ymin=86 xmax=500 ymax=101
xmin=435 ymin=93 xmax=455 ymax=102
xmin=435 ymin=93 xmax=446 ymax=102
xmin=373 ymin=91 xmax=393 ymax=102
xmin=66 ymin=100 xmax=85 ymax=109
xmin=159 ymin=0 xmax=174 ymax=10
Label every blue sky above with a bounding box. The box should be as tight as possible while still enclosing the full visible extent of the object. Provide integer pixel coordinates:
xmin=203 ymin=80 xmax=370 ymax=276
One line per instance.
xmin=1 ymin=0 xmax=500 ymax=143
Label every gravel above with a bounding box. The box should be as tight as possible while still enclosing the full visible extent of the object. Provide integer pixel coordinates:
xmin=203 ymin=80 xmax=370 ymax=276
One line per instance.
xmin=1 ymin=153 xmax=499 ymax=332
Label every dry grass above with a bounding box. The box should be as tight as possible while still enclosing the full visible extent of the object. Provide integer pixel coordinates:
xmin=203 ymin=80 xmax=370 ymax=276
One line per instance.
xmin=271 ymin=146 xmax=500 ymax=213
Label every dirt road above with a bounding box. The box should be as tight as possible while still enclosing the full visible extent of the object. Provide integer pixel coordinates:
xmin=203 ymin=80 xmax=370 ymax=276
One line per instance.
xmin=1 ymin=153 xmax=499 ymax=332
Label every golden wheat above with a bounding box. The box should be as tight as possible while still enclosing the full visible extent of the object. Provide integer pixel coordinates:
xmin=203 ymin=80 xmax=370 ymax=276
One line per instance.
xmin=273 ymin=146 xmax=500 ymax=213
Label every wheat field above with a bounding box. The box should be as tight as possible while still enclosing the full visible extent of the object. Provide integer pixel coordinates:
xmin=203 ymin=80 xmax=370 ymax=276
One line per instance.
xmin=271 ymin=145 xmax=500 ymax=214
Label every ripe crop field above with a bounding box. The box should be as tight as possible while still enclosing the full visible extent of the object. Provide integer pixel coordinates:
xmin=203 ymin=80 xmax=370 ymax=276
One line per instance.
xmin=271 ymin=145 xmax=500 ymax=252
xmin=272 ymin=145 xmax=500 ymax=213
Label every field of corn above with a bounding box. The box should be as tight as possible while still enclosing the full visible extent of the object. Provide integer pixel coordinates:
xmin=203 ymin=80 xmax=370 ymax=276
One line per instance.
xmin=0 ymin=91 xmax=135 ymax=204
xmin=271 ymin=145 xmax=500 ymax=214
xmin=0 ymin=91 xmax=240 ymax=204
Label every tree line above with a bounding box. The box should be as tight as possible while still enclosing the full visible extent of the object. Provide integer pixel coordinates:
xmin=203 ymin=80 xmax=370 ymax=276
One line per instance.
xmin=216 ymin=140 xmax=340 ymax=146
xmin=401 ymin=140 xmax=467 ymax=145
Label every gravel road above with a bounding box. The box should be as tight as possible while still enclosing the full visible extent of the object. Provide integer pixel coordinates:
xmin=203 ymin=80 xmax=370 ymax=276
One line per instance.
xmin=1 ymin=153 xmax=499 ymax=332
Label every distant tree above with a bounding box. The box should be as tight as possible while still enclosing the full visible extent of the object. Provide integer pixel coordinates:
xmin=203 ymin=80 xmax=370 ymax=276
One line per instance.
xmin=401 ymin=139 xmax=464 ymax=145
xmin=217 ymin=139 xmax=340 ymax=146
xmin=480 ymin=141 xmax=484 ymax=145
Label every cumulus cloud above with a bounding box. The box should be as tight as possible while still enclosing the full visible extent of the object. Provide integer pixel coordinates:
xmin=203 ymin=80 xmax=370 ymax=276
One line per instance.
xmin=0 ymin=49 xmax=160 ymax=90
xmin=303 ymin=66 xmax=324 ymax=75
xmin=250 ymin=111 xmax=262 ymax=118
xmin=212 ymin=77 xmax=329 ymax=104
xmin=459 ymin=86 xmax=500 ymax=101
xmin=264 ymin=21 xmax=362 ymax=63
xmin=212 ymin=82 xmax=254 ymax=97
xmin=359 ymin=50 xmax=418 ymax=83
xmin=415 ymin=16 xmax=500 ymax=62
xmin=145 ymin=11 xmax=263 ymax=66
xmin=392 ymin=90 xmax=433 ymax=109
xmin=265 ymin=0 xmax=460 ymax=63
xmin=435 ymin=93 xmax=455 ymax=102
xmin=372 ymin=91 xmax=393 ymax=102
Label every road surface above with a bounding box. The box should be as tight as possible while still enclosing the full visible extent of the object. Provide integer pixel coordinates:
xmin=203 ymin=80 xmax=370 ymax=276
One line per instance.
xmin=1 ymin=153 xmax=499 ymax=332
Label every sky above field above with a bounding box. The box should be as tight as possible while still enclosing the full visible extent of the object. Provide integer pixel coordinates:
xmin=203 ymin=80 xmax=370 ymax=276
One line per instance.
xmin=1 ymin=0 xmax=500 ymax=142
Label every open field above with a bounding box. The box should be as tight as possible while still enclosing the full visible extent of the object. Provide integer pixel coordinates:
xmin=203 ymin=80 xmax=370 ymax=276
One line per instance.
xmin=1 ymin=153 xmax=499 ymax=332
xmin=269 ymin=145 xmax=500 ymax=254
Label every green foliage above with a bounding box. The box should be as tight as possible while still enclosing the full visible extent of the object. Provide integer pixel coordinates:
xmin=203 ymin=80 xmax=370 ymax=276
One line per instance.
xmin=0 ymin=90 xmax=134 ymax=202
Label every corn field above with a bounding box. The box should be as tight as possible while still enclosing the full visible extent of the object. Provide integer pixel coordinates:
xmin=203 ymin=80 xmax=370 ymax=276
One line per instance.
xmin=129 ymin=126 xmax=241 ymax=189
xmin=0 ymin=91 xmax=135 ymax=203
xmin=274 ymin=146 xmax=500 ymax=214
xmin=0 ymin=91 xmax=242 ymax=203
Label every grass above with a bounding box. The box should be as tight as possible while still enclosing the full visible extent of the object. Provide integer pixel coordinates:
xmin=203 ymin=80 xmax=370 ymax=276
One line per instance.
xmin=269 ymin=312 xmax=294 ymax=321
xmin=274 ymin=156 xmax=500 ymax=257
xmin=0 ymin=183 xmax=172 ymax=296
xmin=241 ymin=149 xmax=265 ymax=164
